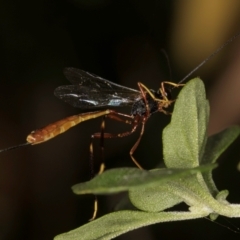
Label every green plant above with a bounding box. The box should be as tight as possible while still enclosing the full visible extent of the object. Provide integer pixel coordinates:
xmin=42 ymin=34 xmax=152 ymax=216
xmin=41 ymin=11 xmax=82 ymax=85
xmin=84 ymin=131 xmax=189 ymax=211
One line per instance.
xmin=54 ymin=78 xmax=240 ymax=240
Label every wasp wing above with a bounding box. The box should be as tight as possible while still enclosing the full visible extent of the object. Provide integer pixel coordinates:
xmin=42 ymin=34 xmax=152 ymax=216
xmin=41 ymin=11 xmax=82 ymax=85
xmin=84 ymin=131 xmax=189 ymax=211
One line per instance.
xmin=54 ymin=68 xmax=141 ymax=109
xmin=63 ymin=68 xmax=141 ymax=91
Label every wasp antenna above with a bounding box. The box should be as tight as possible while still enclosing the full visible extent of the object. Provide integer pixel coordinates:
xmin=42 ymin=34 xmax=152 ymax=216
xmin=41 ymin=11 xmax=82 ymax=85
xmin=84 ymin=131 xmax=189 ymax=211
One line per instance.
xmin=0 ymin=142 xmax=31 ymax=153
xmin=178 ymin=31 xmax=240 ymax=85
xmin=160 ymin=48 xmax=173 ymax=81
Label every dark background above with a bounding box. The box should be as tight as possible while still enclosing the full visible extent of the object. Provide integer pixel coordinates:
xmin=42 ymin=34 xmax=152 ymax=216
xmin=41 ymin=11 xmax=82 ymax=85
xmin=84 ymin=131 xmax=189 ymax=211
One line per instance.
xmin=1 ymin=0 xmax=240 ymax=239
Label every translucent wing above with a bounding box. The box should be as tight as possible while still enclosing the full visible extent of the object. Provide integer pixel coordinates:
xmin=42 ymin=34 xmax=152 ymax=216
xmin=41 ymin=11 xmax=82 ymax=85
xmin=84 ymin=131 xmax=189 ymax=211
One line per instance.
xmin=54 ymin=68 xmax=141 ymax=108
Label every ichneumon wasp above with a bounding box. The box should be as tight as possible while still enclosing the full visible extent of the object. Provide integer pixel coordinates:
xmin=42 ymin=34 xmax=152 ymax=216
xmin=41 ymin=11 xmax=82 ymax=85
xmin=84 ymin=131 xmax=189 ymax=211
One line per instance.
xmin=1 ymin=31 xmax=240 ymax=220
xmin=30 ymin=67 xmax=183 ymax=170
xmin=0 ymin=67 xmax=183 ymax=169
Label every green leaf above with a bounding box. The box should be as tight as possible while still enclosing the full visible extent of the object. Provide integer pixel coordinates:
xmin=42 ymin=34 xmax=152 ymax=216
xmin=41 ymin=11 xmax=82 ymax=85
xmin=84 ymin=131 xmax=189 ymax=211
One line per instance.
xmin=54 ymin=210 xmax=209 ymax=240
xmin=129 ymin=182 xmax=183 ymax=212
xmin=72 ymin=165 xmax=216 ymax=195
xmin=201 ymin=126 xmax=240 ymax=196
xmin=163 ymin=78 xmax=209 ymax=168
xmin=202 ymin=126 xmax=240 ymax=165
